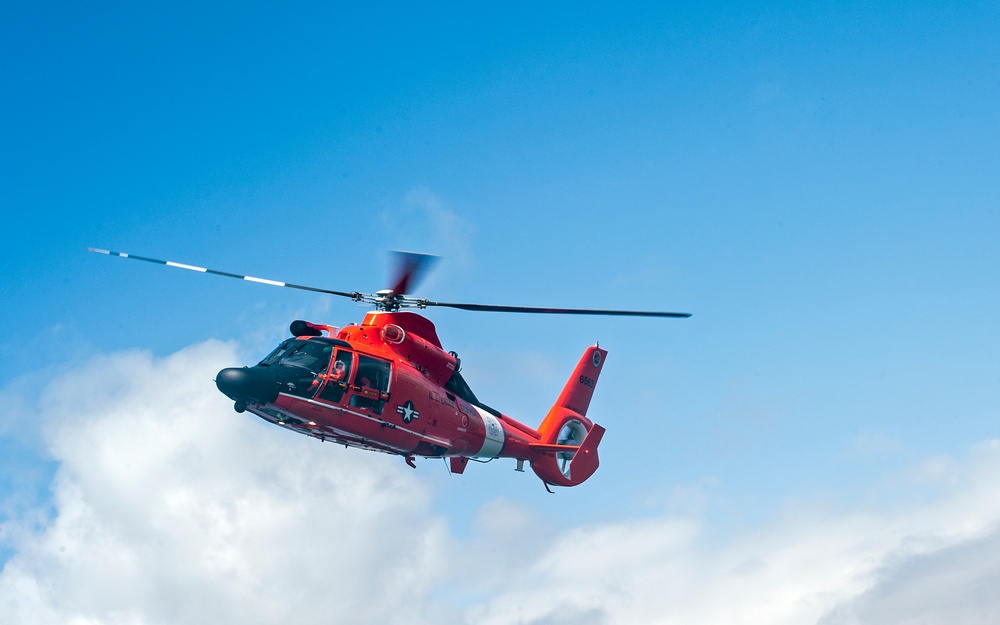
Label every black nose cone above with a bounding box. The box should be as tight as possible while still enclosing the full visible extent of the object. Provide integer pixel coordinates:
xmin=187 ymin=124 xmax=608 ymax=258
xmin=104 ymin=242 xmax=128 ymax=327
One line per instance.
xmin=216 ymin=367 xmax=279 ymax=404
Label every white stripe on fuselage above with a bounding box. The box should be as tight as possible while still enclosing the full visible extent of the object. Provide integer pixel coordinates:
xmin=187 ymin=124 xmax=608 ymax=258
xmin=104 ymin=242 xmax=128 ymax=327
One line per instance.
xmin=471 ymin=406 xmax=505 ymax=458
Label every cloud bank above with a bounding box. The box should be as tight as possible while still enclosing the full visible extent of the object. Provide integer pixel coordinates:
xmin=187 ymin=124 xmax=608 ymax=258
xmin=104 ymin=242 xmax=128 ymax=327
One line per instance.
xmin=2 ymin=341 xmax=999 ymax=624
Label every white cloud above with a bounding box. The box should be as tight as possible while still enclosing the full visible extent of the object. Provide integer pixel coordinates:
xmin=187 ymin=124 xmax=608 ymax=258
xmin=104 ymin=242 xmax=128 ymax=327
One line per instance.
xmin=0 ymin=342 xmax=452 ymax=625
xmin=818 ymin=527 xmax=1000 ymax=625
xmin=3 ymin=341 xmax=1000 ymax=625
xmin=466 ymin=442 xmax=1000 ymax=625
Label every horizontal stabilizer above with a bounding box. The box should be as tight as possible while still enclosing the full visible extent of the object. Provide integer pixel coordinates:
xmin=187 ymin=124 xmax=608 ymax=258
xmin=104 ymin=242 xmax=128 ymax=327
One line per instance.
xmin=528 ymin=442 xmax=582 ymax=454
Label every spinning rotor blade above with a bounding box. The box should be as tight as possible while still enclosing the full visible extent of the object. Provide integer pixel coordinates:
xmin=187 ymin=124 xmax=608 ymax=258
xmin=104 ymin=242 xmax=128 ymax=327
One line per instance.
xmin=87 ymin=248 xmax=359 ymax=299
xmin=388 ymin=251 xmax=438 ymax=296
xmin=420 ymin=300 xmax=692 ymax=318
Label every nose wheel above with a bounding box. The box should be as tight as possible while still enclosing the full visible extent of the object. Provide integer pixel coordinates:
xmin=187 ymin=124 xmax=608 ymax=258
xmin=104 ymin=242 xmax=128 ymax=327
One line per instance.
xmin=234 ymin=400 xmax=247 ymax=413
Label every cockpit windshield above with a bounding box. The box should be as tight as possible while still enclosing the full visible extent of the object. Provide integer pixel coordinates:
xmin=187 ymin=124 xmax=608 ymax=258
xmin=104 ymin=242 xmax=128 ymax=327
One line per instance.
xmin=259 ymin=339 xmax=294 ymax=366
xmin=258 ymin=339 xmax=333 ymax=375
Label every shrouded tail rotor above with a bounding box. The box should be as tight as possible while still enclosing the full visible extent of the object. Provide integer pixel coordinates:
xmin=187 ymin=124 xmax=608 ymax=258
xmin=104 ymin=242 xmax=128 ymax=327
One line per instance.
xmin=556 ymin=419 xmax=589 ymax=478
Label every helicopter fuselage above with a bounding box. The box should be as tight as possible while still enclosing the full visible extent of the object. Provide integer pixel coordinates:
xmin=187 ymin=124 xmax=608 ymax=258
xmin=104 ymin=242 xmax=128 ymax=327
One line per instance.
xmin=216 ymin=311 xmax=607 ymax=487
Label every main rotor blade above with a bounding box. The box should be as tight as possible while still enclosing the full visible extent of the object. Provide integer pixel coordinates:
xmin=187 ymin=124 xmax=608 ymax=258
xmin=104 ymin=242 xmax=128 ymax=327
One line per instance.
xmin=388 ymin=251 xmax=438 ymax=295
xmin=421 ymin=300 xmax=691 ymax=318
xmin=89 ymin=248 xmax=692 ymax=318
xmin=87 ymin=248 xmax=359 ymax=299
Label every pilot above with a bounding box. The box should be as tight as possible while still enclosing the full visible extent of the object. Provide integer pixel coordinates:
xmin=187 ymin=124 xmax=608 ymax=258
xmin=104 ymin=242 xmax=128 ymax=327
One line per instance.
xmin=331 ymin=360 xmax=347 ymax=381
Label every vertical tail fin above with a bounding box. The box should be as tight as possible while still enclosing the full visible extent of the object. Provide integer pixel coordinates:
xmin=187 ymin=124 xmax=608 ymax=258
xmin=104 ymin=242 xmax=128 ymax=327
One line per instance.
xmin=537 ymin=344 xmax=607 ymax=443
xmin=553 ymin=344 xmax=607 ymax=415
xmin=529 ymin=345 xmax=608 ymax=487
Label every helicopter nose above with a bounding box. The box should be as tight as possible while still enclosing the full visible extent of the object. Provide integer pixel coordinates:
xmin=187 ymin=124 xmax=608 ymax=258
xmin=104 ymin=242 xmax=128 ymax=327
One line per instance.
xmin=216 ymin=367 xmax=280 ymax=404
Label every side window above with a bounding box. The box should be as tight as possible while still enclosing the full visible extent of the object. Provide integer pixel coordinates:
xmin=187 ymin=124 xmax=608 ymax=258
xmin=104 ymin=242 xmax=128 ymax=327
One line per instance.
xmin=318 ymin=350 xmax=354 ymax=404
xmin=349 ymin=355 xmax=392 ymax=414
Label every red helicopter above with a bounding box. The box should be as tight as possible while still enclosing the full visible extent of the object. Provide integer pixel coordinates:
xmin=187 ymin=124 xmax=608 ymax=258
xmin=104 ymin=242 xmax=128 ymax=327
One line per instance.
xmin=89 ymin=248 xmax=689 ymax=490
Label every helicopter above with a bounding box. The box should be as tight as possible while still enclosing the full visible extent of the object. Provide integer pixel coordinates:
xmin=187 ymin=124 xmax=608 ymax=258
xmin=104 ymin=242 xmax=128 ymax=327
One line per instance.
xmin=88 ymin=248 xmax=689 ymax=490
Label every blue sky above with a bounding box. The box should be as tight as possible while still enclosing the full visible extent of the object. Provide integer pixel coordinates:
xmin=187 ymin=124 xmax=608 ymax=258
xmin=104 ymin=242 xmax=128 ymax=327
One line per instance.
xmin=2 ymin=2 xmax=1000 ymax=623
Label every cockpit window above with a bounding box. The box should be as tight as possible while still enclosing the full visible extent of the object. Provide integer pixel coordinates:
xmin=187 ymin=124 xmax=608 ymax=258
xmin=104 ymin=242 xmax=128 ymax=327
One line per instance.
xmin=258 ymin=339 xmax=334 ymax=376
xmin=280 ymin=340 xmax=334 ymax=373
xmin=261 ymin=340 xmax=334 ymax=400
xmin=259 ymin=339 xmax=295 ymax=366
